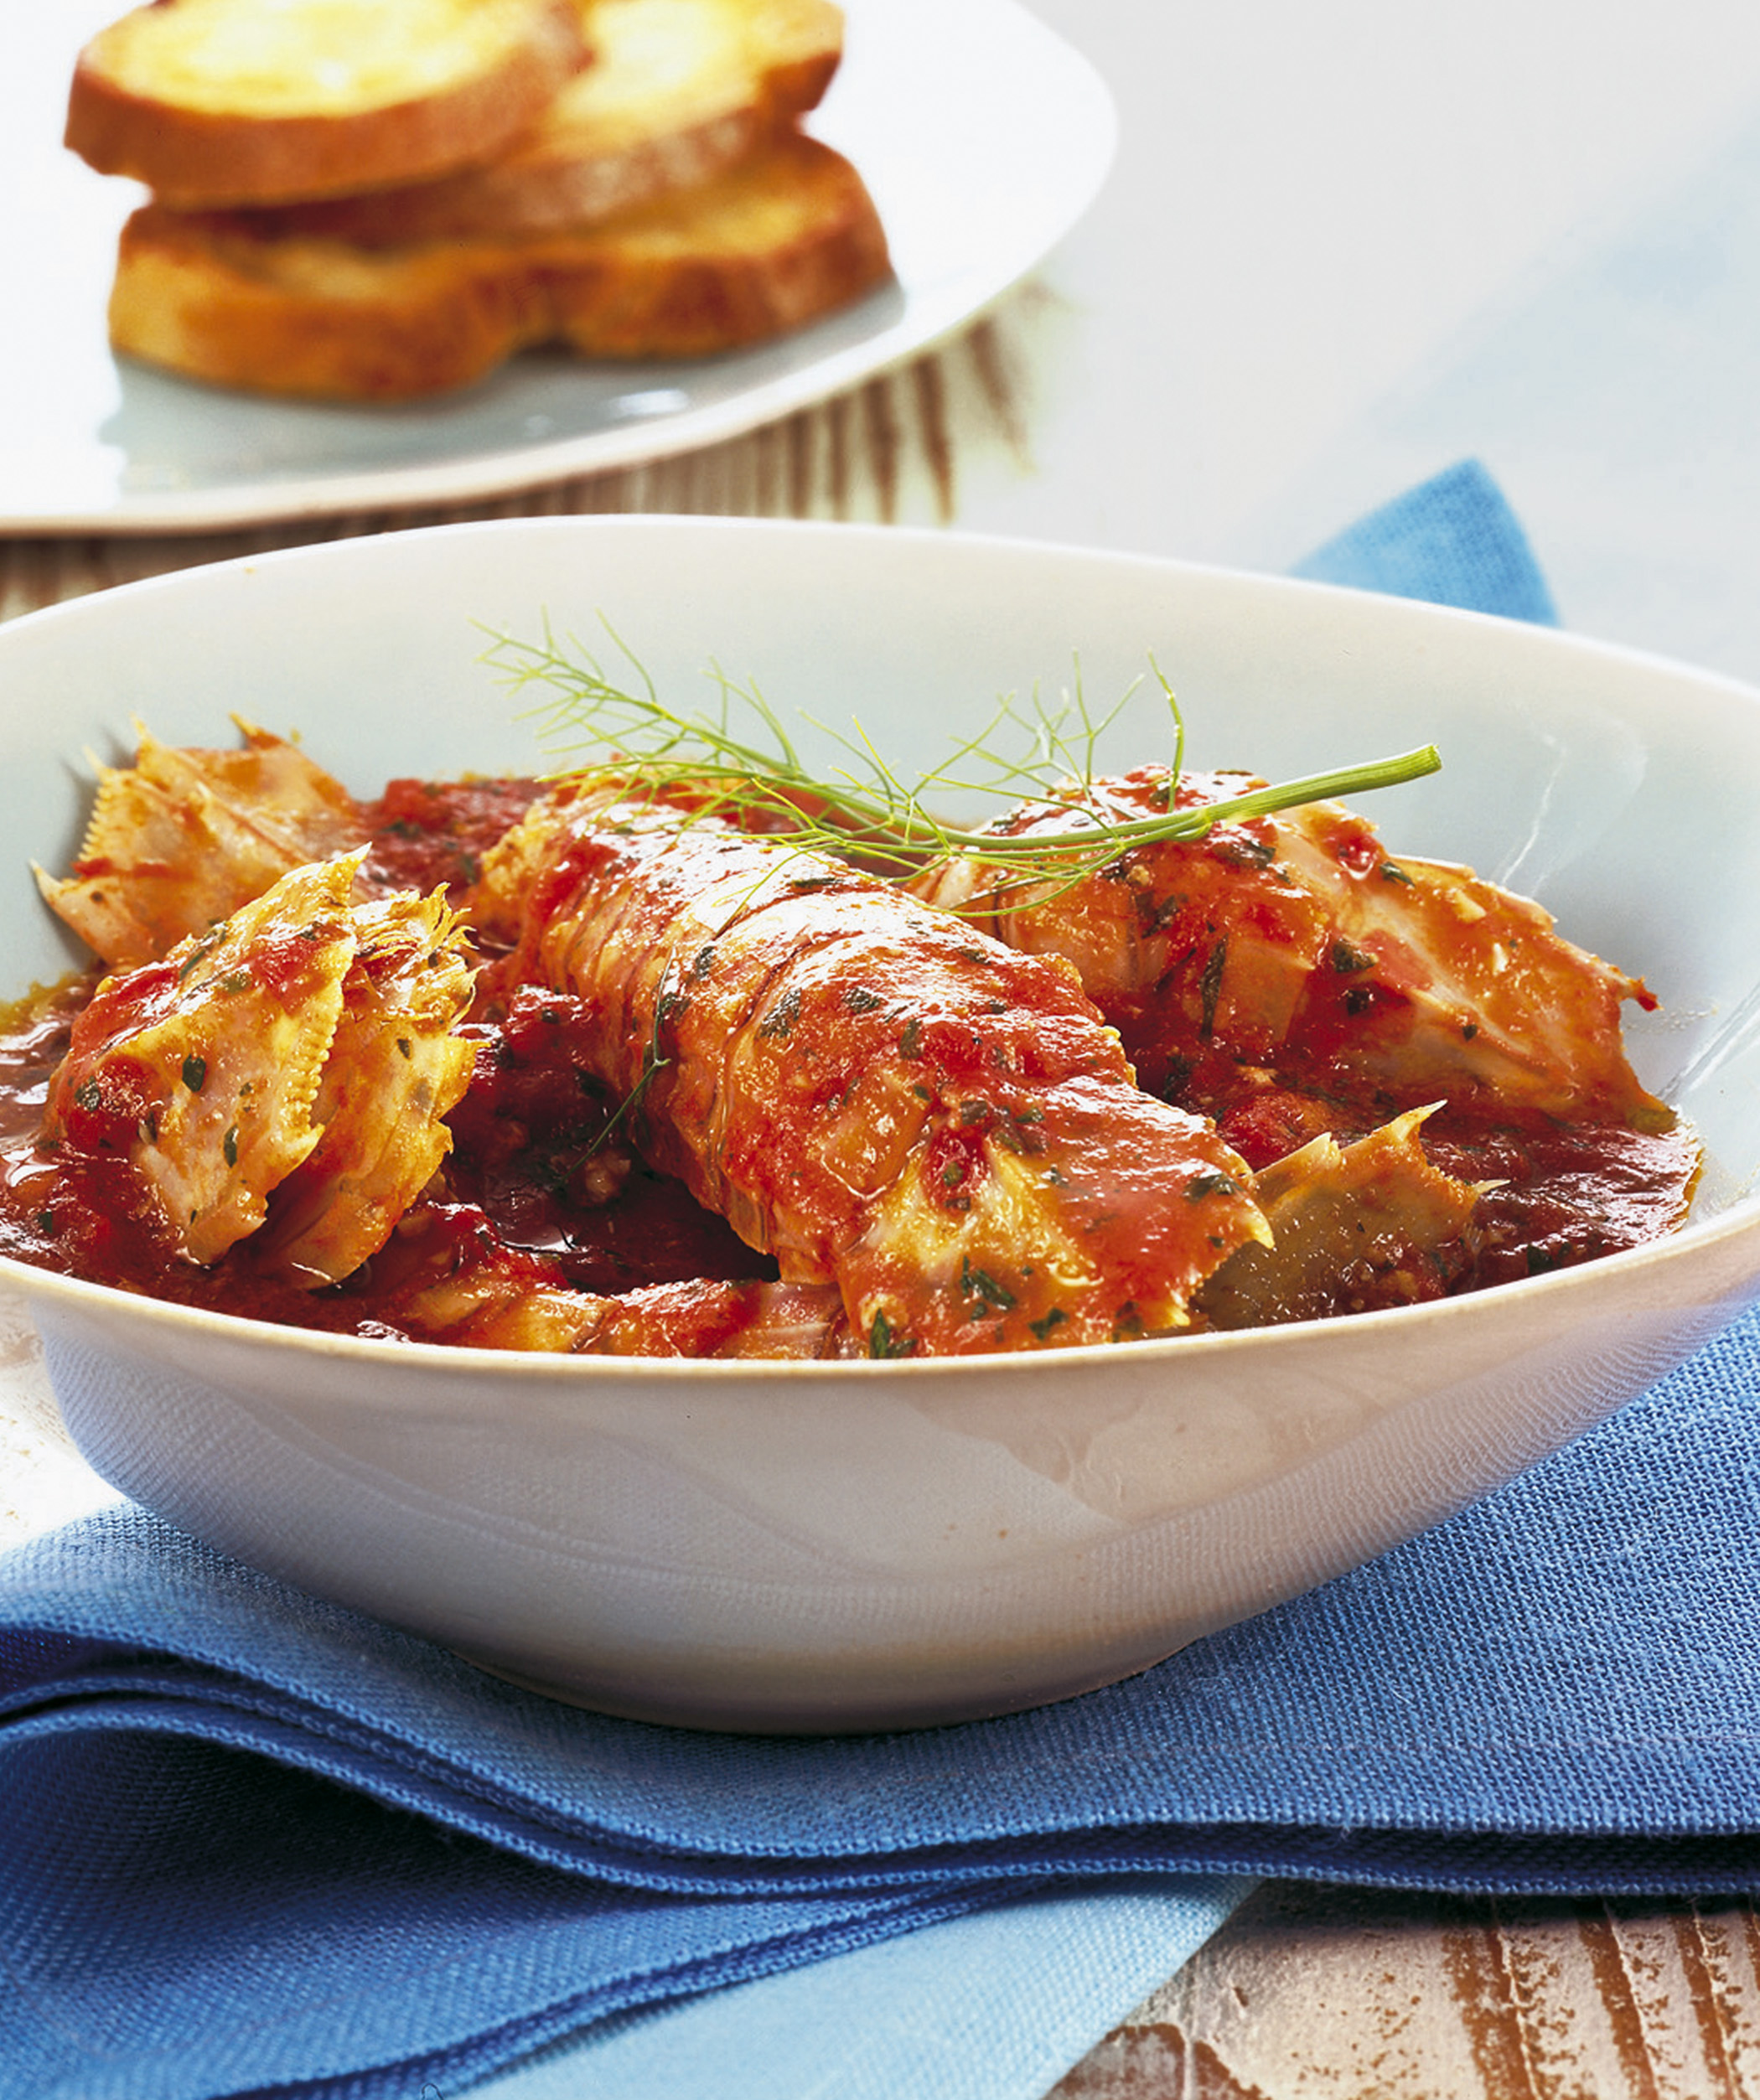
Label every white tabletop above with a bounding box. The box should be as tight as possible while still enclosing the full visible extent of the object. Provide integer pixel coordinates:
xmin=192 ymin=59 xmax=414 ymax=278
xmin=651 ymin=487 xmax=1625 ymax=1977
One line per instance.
xmin=940 ymin=0 xmax=1760 ymax=685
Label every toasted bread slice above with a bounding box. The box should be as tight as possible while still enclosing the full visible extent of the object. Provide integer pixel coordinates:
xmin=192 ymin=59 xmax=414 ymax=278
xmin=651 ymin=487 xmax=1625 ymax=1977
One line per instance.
xmin=277 ymin=0 xmax=847 ymax=243
xmin=108 ymin=131 xmax=892 ymax=400
xmin=65 ymin=0 xmax=593 ymax=208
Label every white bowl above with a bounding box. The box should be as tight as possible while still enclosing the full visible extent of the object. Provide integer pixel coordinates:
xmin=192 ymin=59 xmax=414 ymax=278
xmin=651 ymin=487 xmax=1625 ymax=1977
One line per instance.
xmin=5 ymin=517 xmax=1760 ymax=1732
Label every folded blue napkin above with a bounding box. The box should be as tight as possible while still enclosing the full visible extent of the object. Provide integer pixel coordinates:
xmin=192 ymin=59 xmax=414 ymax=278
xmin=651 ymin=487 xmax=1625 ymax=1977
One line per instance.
xmin=1293 ymin=456 xmax=1560 ymax=623
xmin=8 ymin=460 xmax=1754 ymax=2100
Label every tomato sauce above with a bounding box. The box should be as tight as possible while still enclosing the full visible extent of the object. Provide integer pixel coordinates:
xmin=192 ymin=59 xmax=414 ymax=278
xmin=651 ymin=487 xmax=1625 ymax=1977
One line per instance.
xmin=357 ymin=776 xmax=546 ymax=897
xmin=1214 ymin=1084 xmax=1698 ymax=1298
xmin=0 ymin=772 xmax=1703 ymax=1349
xmin=445 ymin=987 xmax=776 ymax=1294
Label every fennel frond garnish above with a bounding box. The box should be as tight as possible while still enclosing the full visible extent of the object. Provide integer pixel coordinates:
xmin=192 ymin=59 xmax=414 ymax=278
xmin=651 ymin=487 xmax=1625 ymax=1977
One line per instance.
xmin=482 ymin=625 xmax=1442 ymax=887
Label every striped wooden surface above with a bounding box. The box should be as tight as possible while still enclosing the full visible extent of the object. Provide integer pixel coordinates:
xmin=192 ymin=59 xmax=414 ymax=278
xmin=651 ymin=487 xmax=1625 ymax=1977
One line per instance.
xmin=1051 ymin=1882 xmax=1760 ymax=2100
xmin=0 ymin=299 xmax=1732 ymax=2100
xmin=0 ymin=306 xmax=1043 ymax=615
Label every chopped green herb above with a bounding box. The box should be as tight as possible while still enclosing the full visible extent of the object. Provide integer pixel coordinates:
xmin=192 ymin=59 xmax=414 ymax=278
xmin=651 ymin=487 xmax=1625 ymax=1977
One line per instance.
xmin=1159 ymin=1056 xmax=1194 ymax=1103
xmin=181 ymin=1055 xmax=207 ymax=1092
xmin=758 ymin=985 xmax=800 ymax=1040
xmin=1186 ymin=1172 xmax=1239 ymax=1201
xmin=1198 ymin=939 xmax=1228 ymax=1037
xmin=960 ymin=1258 xmax=1017 ymax=1311
xmin=176 ymin=932 xmax=223 ymax=981
xmin=1214 ymin=832 xmax=1276 ymax=869
xmin=868 ymin=1311 xmax=914 ymax=1359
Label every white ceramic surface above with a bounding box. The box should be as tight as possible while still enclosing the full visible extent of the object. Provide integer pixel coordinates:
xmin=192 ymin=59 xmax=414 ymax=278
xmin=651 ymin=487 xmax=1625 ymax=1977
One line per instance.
xmin=1 ymin=0 xmax=1113 ymax=534
xmin=3 ymin=518 xmax=1759 ymax=1731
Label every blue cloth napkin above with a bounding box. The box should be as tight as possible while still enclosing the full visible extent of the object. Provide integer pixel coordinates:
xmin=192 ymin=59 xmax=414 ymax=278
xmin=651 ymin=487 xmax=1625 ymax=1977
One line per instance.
xmin=1293 ymin=456 xmax=1561 ymax=624
xmin=9 ymin=459 xmax=1754 ymax=2100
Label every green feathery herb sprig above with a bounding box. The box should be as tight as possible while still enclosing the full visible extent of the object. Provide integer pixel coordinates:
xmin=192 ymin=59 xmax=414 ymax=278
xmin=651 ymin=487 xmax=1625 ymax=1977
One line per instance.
xmin=480 ymin=623 xmax=1441 ymax=886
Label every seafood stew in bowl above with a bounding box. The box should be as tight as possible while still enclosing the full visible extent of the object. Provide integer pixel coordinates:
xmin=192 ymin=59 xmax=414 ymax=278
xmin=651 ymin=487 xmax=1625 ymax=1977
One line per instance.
xmin=2 ymin=518 xmax=1757 ymax=1729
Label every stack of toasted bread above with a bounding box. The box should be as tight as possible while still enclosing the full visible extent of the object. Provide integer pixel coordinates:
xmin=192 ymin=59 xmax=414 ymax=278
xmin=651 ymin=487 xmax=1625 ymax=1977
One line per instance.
xmin=65 ymin=0 xmax=891 ymax=401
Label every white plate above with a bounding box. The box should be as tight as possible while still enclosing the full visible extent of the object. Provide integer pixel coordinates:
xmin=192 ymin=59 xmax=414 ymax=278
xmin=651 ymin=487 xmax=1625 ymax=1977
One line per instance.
xmin=5 ymin=518 xmax=1760 ymax=1732
xmin=2 ymin=0 xmax=1114 ymax=534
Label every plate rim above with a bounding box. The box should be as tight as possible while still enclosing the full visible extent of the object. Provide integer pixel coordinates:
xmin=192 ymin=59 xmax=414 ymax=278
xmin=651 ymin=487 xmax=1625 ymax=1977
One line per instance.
xmin=3 ymin=0 xmax=1116 ymax=535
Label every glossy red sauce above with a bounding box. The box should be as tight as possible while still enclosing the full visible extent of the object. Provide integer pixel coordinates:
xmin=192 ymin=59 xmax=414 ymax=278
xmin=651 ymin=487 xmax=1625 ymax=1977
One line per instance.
xmin=0 ymin=774 xmax=1702 ymax=1346
xmin=357 ymin=776 xmax=545 ymax=897
xmin=1214 ymin=1084 xmax=1698 ymax=1297
xmin=445 ymin=987 xmax=775 ymax=1294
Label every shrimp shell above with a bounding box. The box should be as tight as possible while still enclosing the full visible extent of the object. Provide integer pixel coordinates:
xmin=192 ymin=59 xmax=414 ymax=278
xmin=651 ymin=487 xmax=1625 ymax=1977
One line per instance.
xmin=253 ymin=888 xmax=479 ymax=1285
xmin=45 ymin=856 xmax=363 ymax=1264
xmin=477 ymin=783 xmax=1269 ymax=1358
xmin=914 ymin=767 xmax=1669 ymax=1130
xmin=45 ymin=855 xmax=477 ymax=1282
xmin=35 ymin=721 xmax=363 ymax=971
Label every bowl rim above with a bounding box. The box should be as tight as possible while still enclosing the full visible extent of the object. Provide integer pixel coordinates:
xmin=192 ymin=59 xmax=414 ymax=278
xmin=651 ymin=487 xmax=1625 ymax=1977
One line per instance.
xmin=4 ymin=512 xmax=1757 ymax=1389
xmin=8 ymin=1166 xmax=1754 ymax=1392
xmin=13 ymin=509 xmax=1760 ymax=742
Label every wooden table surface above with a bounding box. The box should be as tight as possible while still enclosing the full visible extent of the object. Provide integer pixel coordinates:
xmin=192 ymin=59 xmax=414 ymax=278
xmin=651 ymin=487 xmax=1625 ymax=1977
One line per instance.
xmin=10 ymin=3 xmax=1760 ymax=2088
xmin=1052 ymin=1883 xmax=1760 ymax=2100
